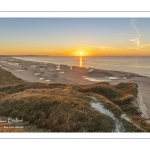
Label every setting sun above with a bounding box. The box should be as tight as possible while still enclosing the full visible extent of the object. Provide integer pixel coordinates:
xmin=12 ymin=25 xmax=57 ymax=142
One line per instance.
xmin=73 ymin=50 xmax=89 ymax=56
xmin=80 ymin=52 xmax=83 ymax=56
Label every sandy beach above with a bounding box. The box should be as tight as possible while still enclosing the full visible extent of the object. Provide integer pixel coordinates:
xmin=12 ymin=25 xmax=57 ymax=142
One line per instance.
xmin=0 ymin=56 xmax=150 ymax=118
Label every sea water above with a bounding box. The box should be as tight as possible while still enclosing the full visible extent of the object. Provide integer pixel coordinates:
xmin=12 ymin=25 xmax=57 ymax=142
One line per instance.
xmin=15 ymin=56 xmax=150 ymax=77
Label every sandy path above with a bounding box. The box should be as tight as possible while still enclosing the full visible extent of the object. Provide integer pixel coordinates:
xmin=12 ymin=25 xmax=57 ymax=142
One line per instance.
xmin=91 ymin=97 xmax=125 ymax=132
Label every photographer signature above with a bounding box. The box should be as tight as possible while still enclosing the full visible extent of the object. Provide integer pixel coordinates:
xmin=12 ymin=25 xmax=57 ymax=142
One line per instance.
xmin=0 ymin=117 xmax=23 ymax=124
xmin=8 ymin=117 xmax=23 ymax=124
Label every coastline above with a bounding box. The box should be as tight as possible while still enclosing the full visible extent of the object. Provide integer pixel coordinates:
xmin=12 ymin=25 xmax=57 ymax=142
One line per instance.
xmin=108 ymin=77 xmax=150 ymax=119
xmin=0 ymin=56 xmax=150 ymax=118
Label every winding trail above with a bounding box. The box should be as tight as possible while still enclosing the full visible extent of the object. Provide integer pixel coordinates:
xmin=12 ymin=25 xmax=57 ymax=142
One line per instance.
xmin=91 ymin=97 xmax=146 ymax=132
xmin=90 ymin=97 xmax=125 ymax=132
xmin=91 ymin=97 xmax=145 ymax=132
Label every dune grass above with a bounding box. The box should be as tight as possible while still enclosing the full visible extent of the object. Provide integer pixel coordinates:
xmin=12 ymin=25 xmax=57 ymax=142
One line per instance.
xmin=0 ymin=68 xmax=24 ymax=88
xmin=0 ymin=91 xmax=115 ymax=132
xmin=0 ymin=67 xmax=150 ymax=132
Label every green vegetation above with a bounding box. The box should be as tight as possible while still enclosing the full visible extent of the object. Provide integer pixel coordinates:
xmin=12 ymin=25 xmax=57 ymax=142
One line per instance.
xmin=0 ymin=67 xmax=150 ymax=132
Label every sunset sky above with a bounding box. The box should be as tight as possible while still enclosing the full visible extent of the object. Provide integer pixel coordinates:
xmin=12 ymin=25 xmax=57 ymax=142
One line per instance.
xmin=0 ymin=18 xmax=150 ymax=56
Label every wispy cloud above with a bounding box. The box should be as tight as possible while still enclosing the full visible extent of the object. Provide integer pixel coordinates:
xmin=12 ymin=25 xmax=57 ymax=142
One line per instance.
xmin=130 ymin=19 xmax=140 ymax=46
xmin=84 ymin=45 xmax=120 ymax=50
xmin=84 ymin=45 xmax=110 ymax=49
xmin=139 ymin=43 xmax=150 ymax=48
xmin=130 ymin=37 xmax=140 ymax=45
xmin=127 ymin=44 xmax=150 ymax=50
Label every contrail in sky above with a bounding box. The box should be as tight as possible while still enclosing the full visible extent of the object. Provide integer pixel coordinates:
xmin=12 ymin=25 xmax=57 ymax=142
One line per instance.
xmin=131 ymin=19 xmax=140 ymax=36
xmin=130 ymin=19 xmax=140 ymax=46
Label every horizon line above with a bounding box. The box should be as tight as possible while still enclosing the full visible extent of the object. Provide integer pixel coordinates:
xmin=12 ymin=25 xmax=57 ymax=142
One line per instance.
xmin=0 ymin=55 xmax=150 ymax=57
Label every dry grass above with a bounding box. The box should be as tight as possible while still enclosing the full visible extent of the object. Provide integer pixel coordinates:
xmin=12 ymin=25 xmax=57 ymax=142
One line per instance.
xmin=0 ymin=67 xmax=24 ymax=88
xmin=130 ymin=116 xmax=150 ymax=132
xmin=0 ymin=67 xmax=150 ymax=132
xmin=78 ymin=82 xmax=122 ymax=100
xmin=114 ymin=83 xmax=138 ymax=97
xmin=0 ymin=94 xmax=115 ymax=132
